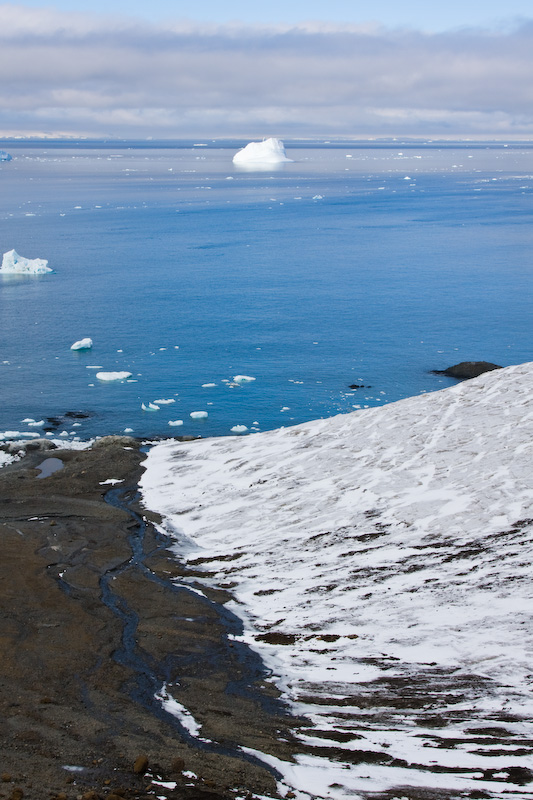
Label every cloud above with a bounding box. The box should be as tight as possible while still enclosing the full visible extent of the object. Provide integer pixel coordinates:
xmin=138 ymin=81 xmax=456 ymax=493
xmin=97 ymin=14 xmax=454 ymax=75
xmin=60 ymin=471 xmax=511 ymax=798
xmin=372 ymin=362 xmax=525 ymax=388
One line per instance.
xmin=1 ymin=4 xmax=532 ymax=137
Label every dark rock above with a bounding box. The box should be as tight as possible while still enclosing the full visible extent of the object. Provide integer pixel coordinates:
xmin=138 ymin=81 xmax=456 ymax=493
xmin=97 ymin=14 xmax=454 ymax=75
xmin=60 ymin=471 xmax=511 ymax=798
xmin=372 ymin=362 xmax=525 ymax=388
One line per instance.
xmin=22 ymin=438 xmax=58 ymax=452
xmin=133 ymin=755 xmax=149 ymax=775
xmin=432 ymin=361 xmax=502 ymax=380
xmin=171 ymin=757 xmax=185 ymax=773
xmin=256 ymin=632 xmax=297 ymax=645
xmin=506 ymin=766 xmax=533 ymax=785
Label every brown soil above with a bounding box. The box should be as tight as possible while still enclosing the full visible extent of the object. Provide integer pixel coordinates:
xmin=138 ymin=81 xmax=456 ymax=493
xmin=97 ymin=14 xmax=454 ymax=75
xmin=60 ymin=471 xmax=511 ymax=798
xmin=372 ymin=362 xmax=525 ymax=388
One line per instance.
xmin=0 ymin=438 xmax=302 ymax=800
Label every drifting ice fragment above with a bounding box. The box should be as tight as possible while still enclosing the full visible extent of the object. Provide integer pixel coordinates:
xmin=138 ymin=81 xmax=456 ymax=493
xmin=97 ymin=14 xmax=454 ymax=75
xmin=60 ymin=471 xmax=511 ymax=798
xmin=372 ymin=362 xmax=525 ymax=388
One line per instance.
xmin=154 ymin=398 xmax=175 ymax=404
xmin=231 ymin=425 xmax=248 ymax=433
xmin=0 ymin=151 xmax=12 ymax=161
xmin=142 ymin=402 xmax=160 ymax=411
xmin=71 ymin=337 xmax=93 ymax=351
xmin=190 ymin=411 xmax=208 ymax=419
xmin=233 ymin=375 xmax=255 ymax=384
xmin=233 ymin=138 xmax=292 ymax=165
xmin=1 ymin=249 xmax=52 ymax=274
xmin=96 ymin=371 xmax=132 ymax=381
xmin=168 ymin=420 xmax=184 ymax=426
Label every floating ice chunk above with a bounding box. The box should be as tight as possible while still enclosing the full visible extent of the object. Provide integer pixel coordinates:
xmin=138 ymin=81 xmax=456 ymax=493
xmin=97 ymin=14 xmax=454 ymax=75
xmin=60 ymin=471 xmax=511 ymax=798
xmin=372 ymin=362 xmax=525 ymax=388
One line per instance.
xmin=99 ymin=478 xmax=123 ymax=485
xmin=168 ymin=419 xmax=184 ymax=426
xmin=142 ymin=402 xmax=160 ymax=411
xmin=230 ymin=425 xmax=248 ymax=433
xmin=1 ymin=249 xmax=52 ymax=274
xmin=86 ymin=365 xmax=103 ymax=369
xmin=154 ymin=398 xmax=175 ymax=405
xmin=190 ymin=411 xmax=208 ymax=419
xmin=233 ymin=375 xmax=255 ymax=384
xmin=28 ymin=420 xmax=44 ymax=427
xmin=70 ymin=337 xmax=93 ymax=351
xmin=233 ymin=138 xmax=292 ymax=165
xmin=0 ymin=150 xmax=12 ymax=161
xmin=202 ymin=383 xmax=217 ymax=388
xmin=96 ymin=371 xmax=132 ymax=381
xmin=124 ymin=427 xmax=134 ymax=433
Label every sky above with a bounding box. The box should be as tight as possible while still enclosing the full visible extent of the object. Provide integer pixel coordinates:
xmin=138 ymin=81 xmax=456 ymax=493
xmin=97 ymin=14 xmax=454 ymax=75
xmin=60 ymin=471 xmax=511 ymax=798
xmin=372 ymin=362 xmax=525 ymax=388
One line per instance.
xmin=1 ymin=1 xmax=533 ymax=139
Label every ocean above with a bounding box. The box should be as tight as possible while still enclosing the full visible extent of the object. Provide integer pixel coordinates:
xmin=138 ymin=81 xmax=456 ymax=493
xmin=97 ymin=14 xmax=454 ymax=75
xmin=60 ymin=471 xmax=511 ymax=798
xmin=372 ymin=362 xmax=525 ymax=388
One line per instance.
xmin=0 ymin=139 xmax=531 ymax=442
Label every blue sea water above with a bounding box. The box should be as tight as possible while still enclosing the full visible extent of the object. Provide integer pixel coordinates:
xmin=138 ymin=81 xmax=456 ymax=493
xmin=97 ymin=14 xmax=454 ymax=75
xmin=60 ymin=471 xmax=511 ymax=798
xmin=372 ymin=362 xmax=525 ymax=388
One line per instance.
xmin=0 ymin=140 xmax=531 ymax=441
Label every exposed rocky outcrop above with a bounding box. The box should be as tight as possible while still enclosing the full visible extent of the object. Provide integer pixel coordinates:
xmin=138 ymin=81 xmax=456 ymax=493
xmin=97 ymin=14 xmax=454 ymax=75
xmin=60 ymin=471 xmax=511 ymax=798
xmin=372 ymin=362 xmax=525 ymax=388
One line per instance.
xmin=432 ymin=361 xmax=502 ymax=380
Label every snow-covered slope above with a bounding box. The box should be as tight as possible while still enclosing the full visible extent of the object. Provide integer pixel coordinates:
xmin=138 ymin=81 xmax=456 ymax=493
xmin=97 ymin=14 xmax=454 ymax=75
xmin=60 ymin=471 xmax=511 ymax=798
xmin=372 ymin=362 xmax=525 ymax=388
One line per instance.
xmin=141 ymin=363 xmax=533 ymax=798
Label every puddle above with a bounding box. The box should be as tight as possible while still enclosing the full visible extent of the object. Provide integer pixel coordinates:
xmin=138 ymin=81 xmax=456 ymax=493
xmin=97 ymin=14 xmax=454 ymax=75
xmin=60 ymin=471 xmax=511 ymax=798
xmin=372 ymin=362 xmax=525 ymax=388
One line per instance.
xmin=36 ymin=457 xmax=64 ymax=479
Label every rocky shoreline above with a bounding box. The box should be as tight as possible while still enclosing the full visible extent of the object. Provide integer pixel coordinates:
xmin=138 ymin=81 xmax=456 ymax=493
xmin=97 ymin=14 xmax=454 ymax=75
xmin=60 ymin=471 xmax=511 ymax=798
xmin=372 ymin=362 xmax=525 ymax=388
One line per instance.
xmin=0 ymin=438 xmax=300 ymax=800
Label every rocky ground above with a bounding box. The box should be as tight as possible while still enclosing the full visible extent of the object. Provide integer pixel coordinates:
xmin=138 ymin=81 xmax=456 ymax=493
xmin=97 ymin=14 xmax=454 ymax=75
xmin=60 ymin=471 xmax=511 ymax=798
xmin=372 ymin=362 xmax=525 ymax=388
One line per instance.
xmin=0 ymin=438 xmax=302 ymax=800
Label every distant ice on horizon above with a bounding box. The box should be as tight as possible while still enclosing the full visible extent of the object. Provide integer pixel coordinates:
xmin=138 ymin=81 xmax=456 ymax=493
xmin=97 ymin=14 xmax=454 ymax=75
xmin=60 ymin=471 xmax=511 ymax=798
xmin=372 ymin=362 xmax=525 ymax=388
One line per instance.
xmin=1 ymin=249 xmax=51 ymax=274
xmin=232 ymin=138 xmax=292 ymax=165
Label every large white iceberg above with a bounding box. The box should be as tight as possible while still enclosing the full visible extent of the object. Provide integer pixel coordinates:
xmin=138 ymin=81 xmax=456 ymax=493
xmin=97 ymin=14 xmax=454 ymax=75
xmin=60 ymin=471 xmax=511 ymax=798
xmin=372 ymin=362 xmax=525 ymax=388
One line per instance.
xmin=0 ymin=151 xmax=12 ymax=162
xmin=1 ymin=249 xmax=52 ymax=274
xmin=232 ymin=138 xmax=292 ymax=165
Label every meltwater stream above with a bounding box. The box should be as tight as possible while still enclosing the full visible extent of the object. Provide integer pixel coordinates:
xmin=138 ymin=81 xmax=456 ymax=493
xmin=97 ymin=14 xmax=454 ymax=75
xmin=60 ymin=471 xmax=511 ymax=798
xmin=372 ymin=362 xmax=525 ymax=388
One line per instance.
xmin=98 ymin=484 xmax=289 ymax=778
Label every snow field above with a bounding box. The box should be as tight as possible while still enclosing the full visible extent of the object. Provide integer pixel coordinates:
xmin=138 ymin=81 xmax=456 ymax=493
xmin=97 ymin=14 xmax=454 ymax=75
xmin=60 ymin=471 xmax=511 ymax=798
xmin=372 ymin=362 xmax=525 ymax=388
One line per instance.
xmin=141 ymin=363 xmax=533 ymax=798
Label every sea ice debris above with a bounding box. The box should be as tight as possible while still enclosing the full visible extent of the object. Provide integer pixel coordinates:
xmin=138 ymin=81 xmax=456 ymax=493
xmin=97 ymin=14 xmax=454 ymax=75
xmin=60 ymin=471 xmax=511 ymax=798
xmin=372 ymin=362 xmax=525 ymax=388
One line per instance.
xmin=190 ymin=411 xmax=208 ymax=419
xmin=233 ymin=138 xmax=292 ymax=165
xmin=142 ymin=402 xmax=160 ymax=411
xmin=1 ymin=249 xmax=52 ymax=274
xmin=233 ymin=375 xmax=255 ymax=384
xmin=0 ymin=151 xmax=12 ymax=161
xmin=231 ymin=425 xmax=248 ymax=433
xmin=96 ymin=371 xmax=132 ymax=381
xmin=71 ymin=337 xmax=93 ymax=351
xmin=154 ymin=398 xmax=175 ymax=404
xmin=168 ymin=420 xmax=184 ymax=426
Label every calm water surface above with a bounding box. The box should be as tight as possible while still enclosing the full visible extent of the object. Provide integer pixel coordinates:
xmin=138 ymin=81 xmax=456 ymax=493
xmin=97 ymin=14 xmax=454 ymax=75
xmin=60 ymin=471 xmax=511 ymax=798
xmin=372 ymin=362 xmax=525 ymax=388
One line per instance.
xmin=0 ymin=140 xmax=531 ymax=441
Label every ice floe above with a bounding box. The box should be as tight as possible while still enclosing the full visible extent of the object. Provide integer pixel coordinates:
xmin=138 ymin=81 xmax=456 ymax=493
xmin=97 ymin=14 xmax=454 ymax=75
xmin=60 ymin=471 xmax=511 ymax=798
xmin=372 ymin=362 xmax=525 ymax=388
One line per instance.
xmin=141 ymin=402 xmax=160 ymax=411
xmin=96 ymin=371 xmax=132 ymax=381
xmin=230 ymin=425 xmax=248 ymax=433
xmin=233 ymin=375 xmax=255 ymax=384
xmin=168 ymin=420 xmax=184 ymax=426
xmin=233 ymin=138 xmax=292 ymax=165
xmin=0 ymin=151 xmax=12 ymax=161
xmin=141 ymin=362 xmax=533 ymax=799
xmin=1 ymin=249 xmax=52 ymax=274
xmin=70 ymin=337 xmax=93 ymax=351
xmin=189 ymin=411 xmax=208 ymax=419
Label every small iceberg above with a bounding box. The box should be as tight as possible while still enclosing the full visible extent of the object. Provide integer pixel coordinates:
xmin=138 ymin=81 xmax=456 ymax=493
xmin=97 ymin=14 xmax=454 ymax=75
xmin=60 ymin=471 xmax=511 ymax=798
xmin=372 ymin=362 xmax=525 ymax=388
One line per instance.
xmin=96 ymin=371 xmax=132 ymax=381
xmin=231 ymin=425 xmax=248 ymax=433
xmin=71 ymin=337 xmax=93 ymax=351
xmin=1 ymin=249 xmax=52 ymax=274
xmin=233 ymin=375 xmax=256 ymax=384
xmin=0 ymin=151 xmax=12 ymax=162
xmin=168 ymin=419 xmax=184 ymax=426
xmin=233 ymin=138 xmax=292 ymax=165
xmin=142 ymin=402 xmax=160 ymax=411
xmin=190 ymin=411 xmax=208 ymax=419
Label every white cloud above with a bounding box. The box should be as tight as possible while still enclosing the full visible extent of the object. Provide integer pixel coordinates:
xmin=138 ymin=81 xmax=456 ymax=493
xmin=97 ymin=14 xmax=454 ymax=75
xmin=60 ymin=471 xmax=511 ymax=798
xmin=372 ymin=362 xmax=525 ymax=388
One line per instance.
xmin=1 ymin=4 xmax=532 ymax=137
